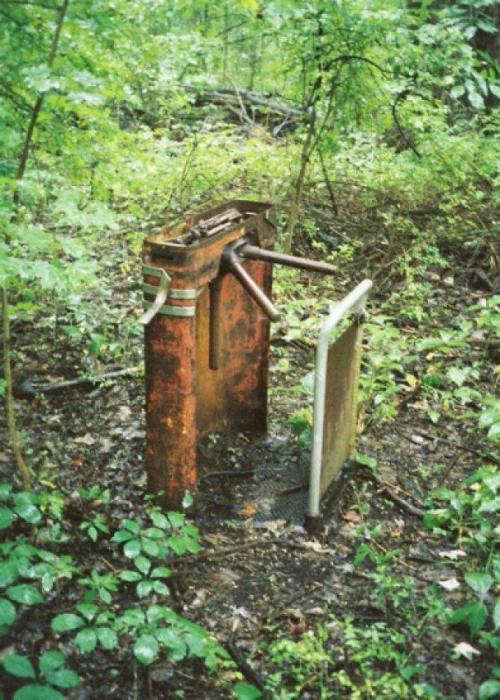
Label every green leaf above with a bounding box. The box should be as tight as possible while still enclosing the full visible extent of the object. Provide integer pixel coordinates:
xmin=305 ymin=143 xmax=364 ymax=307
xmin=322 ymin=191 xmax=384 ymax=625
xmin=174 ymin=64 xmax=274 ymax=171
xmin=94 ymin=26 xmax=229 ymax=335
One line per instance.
xmin=0 ymin=483 xmax=13 ymax=500
xmin=7 ymin=585 xmax=43 ymax=606
xmin=121 ymin=608 xmax=145 ymax=627
xmin=14 ymin=503 xmax=42 ymax=524
xmin=167 ymin=512 xmax=185 ymax=529
xmin=479 ymin=680 xmax=500 ymax=700
xmin=0 ymin=562 xmax=18 ymax=587
xmin=51 ymin=613 xmax=85 ymax=633
xmin=46 ymin=669 xmax=81 ymax=689
xmin=124 ymin=538 xmax=141 ymax=558
xmin=2 ymin=654 xmax=36 ymax=679
xmin=38 ymin=651 xmax=65 ymax=675
xmin=354 ymin=452 xmax=378 ymax=470
xmin=150 ymin=511 xmax=169 ymax=529
xmin=154 ymin=627 xmax=187 ymax=660
xmin=142 ymin=537 xmax=162 ymax=556
xmin=0 ymin=506 xmax=13 ymax=530
xmin=96 ymin=626 xmax=118 ymax=650
xmin=14 ymin=685 xmax=64 ymax=700
xmin=151 ymin=581 xmax=169 ymax=595
xmin=494 ymin=602 xmax=500 ymax=632
xmin=142 ymin=527 xmax=165 ymax=540
xmin=182 ymin=492 xmax=194 ymax=509
xmin=151 ymin=566 xmax=172 ymax=579
xmin=137 ymin=580 xmax=153 ymax=598
xmin=119 ymin=570 xmax=142 ymax=582
xmin=74 ymin=628 xmax=97 ymax=652
xmin=234 ymin=682 xmax=262 ymax=700
xmin=134 ymin=634 xmax=159 ymax=665
xmin=99 ymin=588 xmax=112 ymax=604
xmin=122 ymin=518 xmax=140 ymax=534
xmin=75 ymin=603 xmax=98 ymax=622
xmin=134 ymin=556 xmax=151 ymax=575
xmin=465 ymin=572 xmax=493 ymax=600
xmin=111 ymin=529 xmax=134 ymax=543
xmin=450 ymin=601 xmax=488 ymax=635
xmin=447 ymin=366 xmax=468 ymax=387
xmin=0 ymin=598 xmax=16 ymax=626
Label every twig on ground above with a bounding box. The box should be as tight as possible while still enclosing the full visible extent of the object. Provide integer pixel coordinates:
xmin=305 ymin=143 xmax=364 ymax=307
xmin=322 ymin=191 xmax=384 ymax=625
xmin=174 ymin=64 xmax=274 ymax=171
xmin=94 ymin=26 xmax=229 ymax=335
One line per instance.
xmin=355 ymin=462 xmax=425 ymax=518
xmin=173 ymin=538 xmax=328 ymax=565
xmin=410 ymin=429 xmax=497 ymax=461
xmin=14 ymin=366 xmax=142 ymax=398
xmin=226 ymin=638 xmax=268 ymax=695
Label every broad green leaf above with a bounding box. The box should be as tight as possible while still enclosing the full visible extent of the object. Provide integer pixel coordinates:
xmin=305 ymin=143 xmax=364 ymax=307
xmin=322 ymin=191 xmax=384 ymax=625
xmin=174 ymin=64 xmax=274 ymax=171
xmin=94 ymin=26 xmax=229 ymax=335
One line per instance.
xmin=494 ymin=602 xmax=500 ymax=632
xmin=465 ymin=572 xmax=493 ymax=600
xmin=142 ymin=539 xmax=160 ymax=557
xmin=449 ymin=600 xmax=488 ymax=634
xmin=75 ymin=603 xmax=98 ymax=622
xmin=151 ymin=566 xmax=172 ymax=579
xmin=2 ymin=654 xmax=36 ymax=679
xmin=14 ymin=503 xmax=42 ymax=524
xmin=134 ymin=556 xmax=151 ymax=575
xmin=0 ymin=506 xmax=13 ymax=530
xmin=124 ymin=538 xmax=141 ymax=558
xmin=151 ymin=580 xmax=169 ymax=595
xmin=142 ymin=527 xmax=164 ymax=540
xmin=137 ymin=580 xmax=153 ymax=598
xmin=150 ymin=511 xmax=169 ymax=529
xmin=0 ymin=483 xmax=12 ymax=500
xmin=38 ymin=651 xmax=65 ymax=675
xmin=182 ymin=492 xmax=194 ymax=509
xmin=154 ymin=627 xmax=187 ymax=660
xmin=7 ymin=585 xmax=43 ymax=606
xmin=0 ymin=562 xmax=18 ymax=587
xmin=99 ymin=588 xmax=112 ymax=604
xmin=51 ymin=613 xmax=85 ymax=633
xmin=354 ymin=452 xmax=378 ymax=470
xmin=447 ymin=366 xmax=468 ymax=387
xmin=234 ymin=682 xmax=262 ymax=700
xmin=96 ymin=626 xmax=118 ymax=650
xmin=111 ymin=529 xmax=134 ymax=543
xmin=119 ymin=570 xmax=142 ymax=582
xmin=121 ymin=608 xmax=145 ymax=626
xmin=74 ymin=628 xmax=97 ymax=652
xmin=479 ymin=680 xmax=500 ymax=700
xmin=46 ymin=669 xmax=81 ymax=689
xmin=122 ymin=519 xmax=140 ymax=534
xmin=14 ymin=685 xmax=64 ymax=700
xmin=133 ymin=634 xmax=159 ymax=665
xmin=167 ymin=512 xmax=185 ymax=529
xmin=0 ymin=598 xmax=16 ymax=626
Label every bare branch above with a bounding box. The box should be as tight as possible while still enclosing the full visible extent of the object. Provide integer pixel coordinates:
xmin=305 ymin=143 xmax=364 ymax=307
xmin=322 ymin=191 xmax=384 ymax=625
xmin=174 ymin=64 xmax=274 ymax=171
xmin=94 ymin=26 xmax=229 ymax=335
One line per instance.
xmin=15 ymin=0 xmax=69 ymax=182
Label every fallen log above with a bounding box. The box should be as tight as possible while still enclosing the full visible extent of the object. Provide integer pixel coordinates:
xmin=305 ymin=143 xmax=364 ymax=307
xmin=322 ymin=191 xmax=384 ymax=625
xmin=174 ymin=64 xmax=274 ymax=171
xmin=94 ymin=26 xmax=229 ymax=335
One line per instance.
xmin=187 ymin=86 xmax=306 ymax=130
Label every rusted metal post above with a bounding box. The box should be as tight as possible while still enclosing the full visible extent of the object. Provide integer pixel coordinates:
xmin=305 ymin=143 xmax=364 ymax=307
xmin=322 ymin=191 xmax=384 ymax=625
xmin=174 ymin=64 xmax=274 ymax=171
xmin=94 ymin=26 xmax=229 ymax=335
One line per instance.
xmin=142 ymin=201 xmax=275 ymax=509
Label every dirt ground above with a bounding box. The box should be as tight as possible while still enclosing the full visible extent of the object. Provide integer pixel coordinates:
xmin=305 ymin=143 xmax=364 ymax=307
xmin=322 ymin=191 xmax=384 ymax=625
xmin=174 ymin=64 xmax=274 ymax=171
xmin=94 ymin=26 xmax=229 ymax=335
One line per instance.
xmin=0 ymin=251 xmax=497 ymax=699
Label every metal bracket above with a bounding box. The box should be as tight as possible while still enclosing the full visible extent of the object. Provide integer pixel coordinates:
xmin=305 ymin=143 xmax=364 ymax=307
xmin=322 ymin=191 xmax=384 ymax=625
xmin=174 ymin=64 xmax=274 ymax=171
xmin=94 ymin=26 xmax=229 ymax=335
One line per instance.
xmin=139 ymin=268 xmax=171 ymax=325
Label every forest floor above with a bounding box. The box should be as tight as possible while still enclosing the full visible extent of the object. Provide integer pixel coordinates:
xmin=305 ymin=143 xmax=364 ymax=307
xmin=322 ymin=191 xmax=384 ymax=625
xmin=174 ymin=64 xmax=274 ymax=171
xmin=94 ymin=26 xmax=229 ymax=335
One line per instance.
xmin=1 ymin=200 xmax=498 ymax=699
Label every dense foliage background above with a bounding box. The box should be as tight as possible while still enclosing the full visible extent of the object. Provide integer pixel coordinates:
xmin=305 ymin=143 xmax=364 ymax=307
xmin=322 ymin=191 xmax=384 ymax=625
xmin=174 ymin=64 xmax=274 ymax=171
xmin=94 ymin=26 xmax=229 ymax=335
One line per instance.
xmin=0 ymin=1 xmax=498 ymax=698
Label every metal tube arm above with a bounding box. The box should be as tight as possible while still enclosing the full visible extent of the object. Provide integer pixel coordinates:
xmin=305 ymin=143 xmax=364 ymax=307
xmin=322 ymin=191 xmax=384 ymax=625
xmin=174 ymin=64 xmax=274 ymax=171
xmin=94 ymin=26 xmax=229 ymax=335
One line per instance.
xmin=226 ymin=249 xmax=281 ymax=321
xmin=240 ymin=243 xmax=337 ymax=276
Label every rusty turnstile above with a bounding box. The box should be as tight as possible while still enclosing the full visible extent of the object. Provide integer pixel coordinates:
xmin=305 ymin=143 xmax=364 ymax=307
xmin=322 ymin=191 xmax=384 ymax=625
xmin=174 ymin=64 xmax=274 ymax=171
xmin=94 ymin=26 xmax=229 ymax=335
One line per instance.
xmin=141 ymin=201 xmax=370 ymax=515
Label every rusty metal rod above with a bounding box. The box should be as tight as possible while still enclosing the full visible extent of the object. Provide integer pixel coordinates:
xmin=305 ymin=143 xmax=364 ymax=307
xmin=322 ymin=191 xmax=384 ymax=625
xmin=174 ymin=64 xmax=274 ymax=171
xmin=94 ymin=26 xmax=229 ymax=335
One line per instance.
xmin=240 ymin=244 xmax=337 ymax=276
xmin=209 ymin=276 xmax=223 ymax=370
xmin=226 ymin=250 xmax=280 ymax=321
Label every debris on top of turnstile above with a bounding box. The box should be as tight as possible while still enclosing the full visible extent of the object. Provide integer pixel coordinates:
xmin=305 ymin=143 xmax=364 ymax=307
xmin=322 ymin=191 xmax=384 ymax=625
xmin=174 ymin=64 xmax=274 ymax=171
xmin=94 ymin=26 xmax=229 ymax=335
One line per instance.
xmin=171 ymin=207 xmax=245 ymax=245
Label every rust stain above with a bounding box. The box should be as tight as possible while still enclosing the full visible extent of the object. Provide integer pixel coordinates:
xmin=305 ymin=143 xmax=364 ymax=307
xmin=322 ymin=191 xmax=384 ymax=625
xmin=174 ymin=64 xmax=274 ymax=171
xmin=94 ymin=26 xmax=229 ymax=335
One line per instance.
xmin=143 ymin=201 xmax=275 ymax=509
